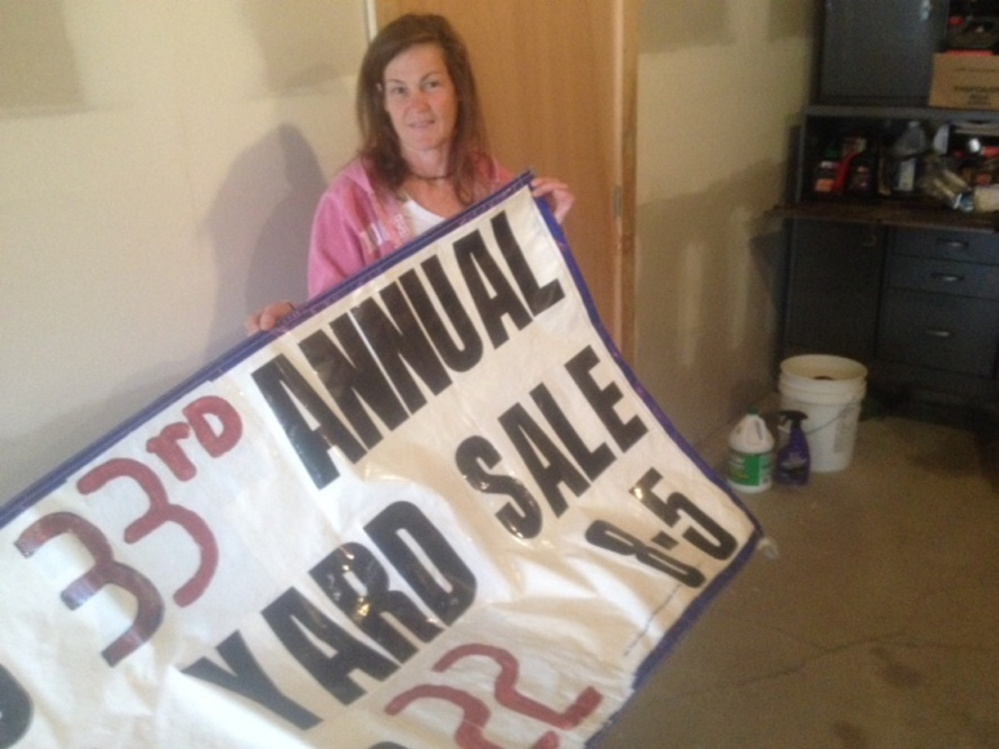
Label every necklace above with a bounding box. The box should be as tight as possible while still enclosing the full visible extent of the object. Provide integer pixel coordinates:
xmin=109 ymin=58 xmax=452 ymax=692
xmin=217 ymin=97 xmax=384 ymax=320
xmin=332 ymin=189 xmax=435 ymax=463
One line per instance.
xmin=409 ymin=170 xmax=454 ymax=182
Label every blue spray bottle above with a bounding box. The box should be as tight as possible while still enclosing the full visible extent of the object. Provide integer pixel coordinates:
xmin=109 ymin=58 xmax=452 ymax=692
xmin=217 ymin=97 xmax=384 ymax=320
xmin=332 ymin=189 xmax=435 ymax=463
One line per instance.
xmin=776 ymin=410 xmax=810 ymax=486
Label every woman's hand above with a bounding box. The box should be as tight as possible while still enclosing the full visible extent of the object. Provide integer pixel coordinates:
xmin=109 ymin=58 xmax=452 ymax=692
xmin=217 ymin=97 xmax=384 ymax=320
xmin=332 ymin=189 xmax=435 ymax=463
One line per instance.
xmin=531 ymin=176 xmax=575 ymax=224
xmin=245 ymin=300 xmax=296 ymax=334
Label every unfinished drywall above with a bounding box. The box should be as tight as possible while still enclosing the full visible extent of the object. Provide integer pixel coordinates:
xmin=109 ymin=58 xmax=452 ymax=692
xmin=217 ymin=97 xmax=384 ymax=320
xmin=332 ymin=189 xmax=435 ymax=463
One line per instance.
xmin=0 ymin=1 xmax=367 ymax=502
xmin=633 ymin=0 xmax=813 ymax=445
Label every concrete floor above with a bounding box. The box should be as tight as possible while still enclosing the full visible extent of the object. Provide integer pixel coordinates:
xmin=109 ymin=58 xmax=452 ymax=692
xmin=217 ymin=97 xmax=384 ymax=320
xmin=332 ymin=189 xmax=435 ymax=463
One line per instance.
xmin=595 ymin=407 xmax=999 ymax=749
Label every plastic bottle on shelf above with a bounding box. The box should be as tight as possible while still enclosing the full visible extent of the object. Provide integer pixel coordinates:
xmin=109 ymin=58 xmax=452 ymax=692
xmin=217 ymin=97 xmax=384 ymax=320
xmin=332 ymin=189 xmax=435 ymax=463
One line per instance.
xmin=726 ymin=408 xmax=774 ymax=494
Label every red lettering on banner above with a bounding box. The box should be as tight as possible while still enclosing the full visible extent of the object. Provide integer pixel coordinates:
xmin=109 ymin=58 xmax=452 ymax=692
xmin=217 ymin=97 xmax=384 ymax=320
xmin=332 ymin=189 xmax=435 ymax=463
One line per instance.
xmin=387 ymin=685 xmax=559 ymax=749
xmin=77 ymin=458 xmax=218 ymax=606
xmin=14 ymin=395 xmax=243 ymax=667
xmin=146 ymin=395 xmax=243 ymax=480
xmin=147 ymin=422 xmax=195 ymax=480
xmin=386 ymin=643 xmax=601 ymax=748
xmin=14 ymin=512 xmax=165 ymax=666
xmin=183 ymin=395 xmax=242 ymax=459
xmin=434 ymin=644 xmax=602 ymax=730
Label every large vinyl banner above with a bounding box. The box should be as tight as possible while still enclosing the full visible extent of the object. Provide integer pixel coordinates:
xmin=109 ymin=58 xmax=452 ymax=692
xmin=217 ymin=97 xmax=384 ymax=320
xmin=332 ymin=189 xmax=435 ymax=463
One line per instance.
xmin=0 ymin=173 xmax=760 ymax=748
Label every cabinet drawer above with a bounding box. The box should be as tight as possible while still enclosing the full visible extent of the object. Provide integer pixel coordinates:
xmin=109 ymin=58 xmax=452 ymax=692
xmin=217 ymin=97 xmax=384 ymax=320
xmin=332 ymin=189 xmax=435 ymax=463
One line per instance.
xmin=878 ymin=290 xmax=999 ymax=377
xmin=893 ymin=228 xmax=999 ymax=266
xmin=887 ymin=255 xmax=999 ymax=301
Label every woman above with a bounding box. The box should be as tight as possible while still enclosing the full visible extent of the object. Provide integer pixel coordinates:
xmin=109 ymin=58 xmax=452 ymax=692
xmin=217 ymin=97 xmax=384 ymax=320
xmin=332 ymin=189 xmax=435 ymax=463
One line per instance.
xmin=246 ymin=13 xmax=573 ymax=333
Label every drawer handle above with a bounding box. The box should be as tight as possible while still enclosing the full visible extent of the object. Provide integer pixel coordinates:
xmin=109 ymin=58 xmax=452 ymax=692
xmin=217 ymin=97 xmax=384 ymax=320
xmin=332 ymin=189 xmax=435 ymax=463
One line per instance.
xmin=930 ymin=272 xmax=964 ymax=283
xmin=935 ymin=239 xmax=968 ymax=251
xmin=924 ymin=328 xmax=953 ymax=339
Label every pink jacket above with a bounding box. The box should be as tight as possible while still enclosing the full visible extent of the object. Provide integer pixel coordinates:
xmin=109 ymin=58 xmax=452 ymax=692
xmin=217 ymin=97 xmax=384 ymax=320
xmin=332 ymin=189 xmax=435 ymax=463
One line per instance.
xmin=307 ymin=157 xmax=513 ymax=298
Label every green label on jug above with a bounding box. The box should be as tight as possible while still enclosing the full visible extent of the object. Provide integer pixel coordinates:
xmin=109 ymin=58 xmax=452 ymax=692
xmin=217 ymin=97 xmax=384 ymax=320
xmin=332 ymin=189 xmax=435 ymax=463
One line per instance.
xmin=727 ymin=449 xmax=772 ymax=489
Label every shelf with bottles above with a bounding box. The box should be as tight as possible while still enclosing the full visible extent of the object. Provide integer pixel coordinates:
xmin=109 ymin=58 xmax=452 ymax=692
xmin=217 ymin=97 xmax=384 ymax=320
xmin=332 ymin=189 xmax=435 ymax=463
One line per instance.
xmin=775 ymin=105 xmax=999 ymax=232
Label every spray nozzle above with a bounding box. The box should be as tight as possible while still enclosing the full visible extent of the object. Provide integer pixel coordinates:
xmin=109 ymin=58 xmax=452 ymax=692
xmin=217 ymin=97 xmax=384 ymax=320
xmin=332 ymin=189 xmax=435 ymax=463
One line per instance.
xmin=779 ymin=410 xmax=808 ymax=428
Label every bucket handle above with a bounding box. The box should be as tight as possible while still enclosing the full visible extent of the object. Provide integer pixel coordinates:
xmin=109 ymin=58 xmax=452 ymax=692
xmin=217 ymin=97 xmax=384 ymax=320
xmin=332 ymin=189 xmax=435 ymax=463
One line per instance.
xmin=796 ymin=393 xmax=863 ymax=438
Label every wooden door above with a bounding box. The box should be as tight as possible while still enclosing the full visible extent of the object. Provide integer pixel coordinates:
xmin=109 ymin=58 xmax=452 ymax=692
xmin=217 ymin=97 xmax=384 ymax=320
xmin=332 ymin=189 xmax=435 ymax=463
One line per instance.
xmin=373 ymin=0 xmax=636 ymax=357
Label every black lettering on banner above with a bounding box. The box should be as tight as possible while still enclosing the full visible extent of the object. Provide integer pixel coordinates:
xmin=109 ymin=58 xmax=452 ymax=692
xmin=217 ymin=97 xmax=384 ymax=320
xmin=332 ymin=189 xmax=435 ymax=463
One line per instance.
xmin=15 ymin=512 xmax=164 ymax=666
xmin=253 ymin=211 xmax=562 ymax=489
xmin=585 ymin=520 xmax=705 ymax=587
xmin=263 ymin=588 xmax=398 ymax=705
xmin=490 ymin=210 xmax=565 ymax=315
xmin=356 ymin=285 xmax=453 ymax=407
xmin=183 ymin=501 xmax=473 ymax=725
xmin=565 ymin=346 xmax=648 ymax=452
xmin=529 ymin=383 xmax=615 ymax=481
xmin=364 ymin=502 xmax=476 ymax=625
xmin=181 ymin=632 xmax=320 ymax=730
xmin=454 ymin=229 xmax=532 ymax=348
xmin=629 ymin=468 xmax=737 ymax=560
xmin=399 ymin=258 xmax=483 ymax=372
xmin=299 ymin=321 xmax=408 ymax=448
xmin=0 ymin=665 xmax=32 ymax=748
xmin=251 ymin=354 xmax=366 ymax=489
xmin=455 ymin=436 xmax=543 ymax=539
xmin=309 ymin=542 xmax=444 ymax=663
xmin=498 ymin=403 xmax=589 ymax=517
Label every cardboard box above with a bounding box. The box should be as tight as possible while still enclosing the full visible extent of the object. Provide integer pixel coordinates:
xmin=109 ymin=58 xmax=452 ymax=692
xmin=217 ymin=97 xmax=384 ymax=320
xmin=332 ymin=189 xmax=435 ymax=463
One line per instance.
xmin=929 ymin=53 xmax=999 ymax=110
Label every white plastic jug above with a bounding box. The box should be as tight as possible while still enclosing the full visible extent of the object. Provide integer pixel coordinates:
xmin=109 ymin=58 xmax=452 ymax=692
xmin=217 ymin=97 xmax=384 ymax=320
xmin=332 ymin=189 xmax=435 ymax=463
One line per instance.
xmin=726 ymin=408 xmax=774 ymax=493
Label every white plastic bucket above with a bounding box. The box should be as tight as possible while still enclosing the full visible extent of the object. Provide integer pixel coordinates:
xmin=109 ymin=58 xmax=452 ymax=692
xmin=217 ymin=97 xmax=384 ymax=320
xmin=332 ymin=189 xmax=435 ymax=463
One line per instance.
xmin=778 ymin=355 xmax=867 ymax=473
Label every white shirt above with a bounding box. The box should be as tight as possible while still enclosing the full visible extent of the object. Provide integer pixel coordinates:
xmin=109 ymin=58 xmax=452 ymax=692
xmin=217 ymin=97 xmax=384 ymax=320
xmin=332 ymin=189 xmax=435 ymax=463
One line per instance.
xmin=401 ymin=197 xmax=445 ymax=237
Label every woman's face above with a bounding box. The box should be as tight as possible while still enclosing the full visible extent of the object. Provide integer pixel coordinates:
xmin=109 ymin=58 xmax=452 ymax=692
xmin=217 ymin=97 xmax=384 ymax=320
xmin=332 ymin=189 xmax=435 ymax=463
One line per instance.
xmin=382 ymin=43 xmax=458 ymax=162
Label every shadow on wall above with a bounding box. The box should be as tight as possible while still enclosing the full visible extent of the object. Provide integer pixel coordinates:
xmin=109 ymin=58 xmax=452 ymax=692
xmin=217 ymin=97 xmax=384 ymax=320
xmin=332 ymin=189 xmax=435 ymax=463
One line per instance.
xmin=4 ymin=124 xmax=328 ymax=504
xmin=242 ymin=0 xmax=352 ymax=95
xmin=202 ymin=0 xmax=363 ymax=355
xmin=0 ymin=365 xmax=193 ymax=505
xmin=636 ymin=158 xmax=789 ymax=435
xmin=0 ymin=0 xmax=83 ymax=116
xmin=639 ymin=0 xmax=732 ymax=53
xmin=202 ymin=124 xmax=328 ymax=358
xmin=766 ymin=0 xmax=814 ymax=43
xmin=639 ymin=0 xmax=813 ymax=54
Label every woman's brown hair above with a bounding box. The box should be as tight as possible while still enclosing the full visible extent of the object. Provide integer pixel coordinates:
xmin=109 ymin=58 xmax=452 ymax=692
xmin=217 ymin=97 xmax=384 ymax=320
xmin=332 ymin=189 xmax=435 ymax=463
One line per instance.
xmin=356 ymin=13 xmax=490 ymax=205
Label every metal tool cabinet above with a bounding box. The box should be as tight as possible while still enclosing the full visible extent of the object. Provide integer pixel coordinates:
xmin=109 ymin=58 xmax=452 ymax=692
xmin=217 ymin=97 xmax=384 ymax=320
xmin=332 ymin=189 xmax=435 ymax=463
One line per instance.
xmin=776 ymin=106 xmax=999 ymax=417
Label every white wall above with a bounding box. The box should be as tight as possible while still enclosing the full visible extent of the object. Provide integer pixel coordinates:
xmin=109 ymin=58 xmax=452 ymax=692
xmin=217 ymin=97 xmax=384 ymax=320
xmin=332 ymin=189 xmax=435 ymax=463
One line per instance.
xmin=0 ymin=1 xmax=368 ymax=503
xmin=633 ymin=0 xmax=814 ymax=446
xmin=2 ymin=0 xmax=814 ymax=504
